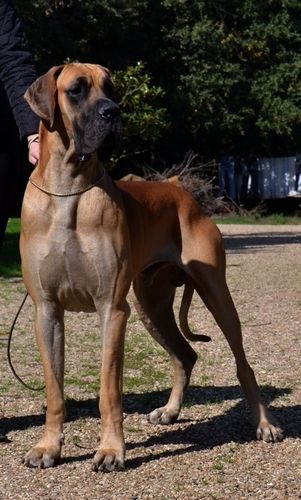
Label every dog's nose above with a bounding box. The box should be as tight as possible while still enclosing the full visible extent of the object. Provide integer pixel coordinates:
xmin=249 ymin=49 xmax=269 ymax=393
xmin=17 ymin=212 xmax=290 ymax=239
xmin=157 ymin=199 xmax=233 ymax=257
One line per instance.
xmin=98 ymin=101 xmax=120 ymax=121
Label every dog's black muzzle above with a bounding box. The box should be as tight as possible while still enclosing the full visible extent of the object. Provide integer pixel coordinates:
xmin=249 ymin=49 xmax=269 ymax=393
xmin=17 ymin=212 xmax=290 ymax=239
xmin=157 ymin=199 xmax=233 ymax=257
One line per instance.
xmin=74 ymin=98 xmax=121 ymax=161
xmin=98 ymin=99 xmax=121 ymax=122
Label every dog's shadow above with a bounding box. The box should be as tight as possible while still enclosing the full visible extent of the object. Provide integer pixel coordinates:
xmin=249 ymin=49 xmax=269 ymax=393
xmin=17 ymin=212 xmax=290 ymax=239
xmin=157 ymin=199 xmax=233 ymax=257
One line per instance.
xmin=124 ymin=385 xmax=301 ymax=469
xmin=2 ymin=384 xmax=300 ymax=468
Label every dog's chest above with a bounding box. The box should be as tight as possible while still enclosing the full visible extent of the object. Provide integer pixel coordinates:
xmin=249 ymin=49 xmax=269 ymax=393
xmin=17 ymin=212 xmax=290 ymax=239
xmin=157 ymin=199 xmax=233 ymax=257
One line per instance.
xmin=37 ymin=226 xmax=119 ymax=312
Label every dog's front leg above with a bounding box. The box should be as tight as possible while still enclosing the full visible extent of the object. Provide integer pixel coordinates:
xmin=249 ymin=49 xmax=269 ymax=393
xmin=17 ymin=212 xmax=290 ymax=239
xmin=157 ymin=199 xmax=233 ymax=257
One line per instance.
xmin=23 ymin=302 xmax=65 ymax=468
xmin=92 ymin=301 xmax=130 ymax=472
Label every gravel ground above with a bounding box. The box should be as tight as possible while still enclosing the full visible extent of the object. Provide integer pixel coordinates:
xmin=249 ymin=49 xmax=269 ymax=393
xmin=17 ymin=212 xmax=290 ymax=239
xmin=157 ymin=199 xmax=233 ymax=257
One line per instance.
xmin=0 ymin=224 xmax=300 ymax=499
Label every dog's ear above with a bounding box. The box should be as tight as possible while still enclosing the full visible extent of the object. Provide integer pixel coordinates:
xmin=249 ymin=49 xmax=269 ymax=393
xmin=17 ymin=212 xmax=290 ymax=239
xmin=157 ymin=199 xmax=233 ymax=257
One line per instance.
xmin=24 ymin=65 xmax=64 ymax=127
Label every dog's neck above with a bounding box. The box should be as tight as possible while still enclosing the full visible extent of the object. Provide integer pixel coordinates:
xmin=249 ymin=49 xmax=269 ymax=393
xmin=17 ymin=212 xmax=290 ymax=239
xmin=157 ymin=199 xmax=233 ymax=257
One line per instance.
xmin=31 ymin=123 xmax=104 ymax=195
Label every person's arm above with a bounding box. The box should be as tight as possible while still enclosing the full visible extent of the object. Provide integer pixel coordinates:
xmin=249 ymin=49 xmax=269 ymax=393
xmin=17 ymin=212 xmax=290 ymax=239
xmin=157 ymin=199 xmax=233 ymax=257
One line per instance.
xmin=0 ymin=0 xmax=39 ymax=163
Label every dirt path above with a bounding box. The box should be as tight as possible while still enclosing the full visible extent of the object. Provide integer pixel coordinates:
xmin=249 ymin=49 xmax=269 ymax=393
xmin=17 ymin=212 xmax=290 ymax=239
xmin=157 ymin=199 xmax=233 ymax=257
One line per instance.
xmin=0 ymin=224 xmax=300 ymax=499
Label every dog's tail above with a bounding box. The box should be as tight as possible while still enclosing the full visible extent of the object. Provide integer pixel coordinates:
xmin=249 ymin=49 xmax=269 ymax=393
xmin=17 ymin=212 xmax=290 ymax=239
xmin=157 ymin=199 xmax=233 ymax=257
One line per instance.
xmin=179 ymin=283 xmax=211 ymax=342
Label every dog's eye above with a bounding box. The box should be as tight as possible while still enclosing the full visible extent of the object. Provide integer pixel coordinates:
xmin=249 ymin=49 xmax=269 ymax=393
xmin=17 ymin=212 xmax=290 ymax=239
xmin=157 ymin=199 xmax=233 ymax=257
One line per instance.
xmin=68 ymin=85 xmax=82 ymax=97
xmin=67 ymin=78 xmax=88 ymax=101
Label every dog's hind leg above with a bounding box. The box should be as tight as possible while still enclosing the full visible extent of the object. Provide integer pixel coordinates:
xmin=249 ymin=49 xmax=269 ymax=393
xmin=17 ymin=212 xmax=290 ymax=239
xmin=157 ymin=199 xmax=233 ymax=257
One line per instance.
xmin=186 ymin=258 xmax=284 ymax=443
xmin=23 ymin=302 xmax=65 ymax=468
xmin=132 ymin=269 xmax=198 ymax=425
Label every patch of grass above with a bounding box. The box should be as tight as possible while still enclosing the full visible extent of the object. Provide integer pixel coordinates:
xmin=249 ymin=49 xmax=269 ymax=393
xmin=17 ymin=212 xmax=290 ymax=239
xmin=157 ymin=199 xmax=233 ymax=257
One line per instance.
xmin=213 ymin=213 xmax=301 ymax=225
xmin=65 ymin=375 xmax=99 ymax=393
xmin=125 ymin=425 xmax=140 ymax=433
xmin=123 ymin=331 xmax=169 ymax=392
xmin=0 ymin=218 xmax=21 ymax=278
xmin=0 ymin=380 xmax=15 ymax=395
xmin=212 ymin=449 xmax=236 ymax=481
xmin=124 ymin=367 xmax=167 ymax=391
xmin=0 ymin=279 xmax=12 ymax=300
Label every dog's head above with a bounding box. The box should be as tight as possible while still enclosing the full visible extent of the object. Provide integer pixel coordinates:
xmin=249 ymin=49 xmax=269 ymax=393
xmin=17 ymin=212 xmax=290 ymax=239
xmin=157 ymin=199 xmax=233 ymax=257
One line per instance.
xmin=25 ymin=63 xmax=121 ymax=161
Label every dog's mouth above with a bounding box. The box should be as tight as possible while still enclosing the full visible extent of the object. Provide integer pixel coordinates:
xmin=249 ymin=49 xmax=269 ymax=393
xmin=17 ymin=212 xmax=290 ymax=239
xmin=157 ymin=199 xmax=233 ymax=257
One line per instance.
xmin=96 ymin=127 xmax=122 ymax=161
xmin=74 ymin=98 xmax=122 ymax=161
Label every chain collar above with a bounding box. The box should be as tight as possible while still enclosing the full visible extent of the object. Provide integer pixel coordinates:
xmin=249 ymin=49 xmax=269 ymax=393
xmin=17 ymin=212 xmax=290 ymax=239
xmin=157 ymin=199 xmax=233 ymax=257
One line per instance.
xmin=28 ymin=170 xmax=106 ymax=197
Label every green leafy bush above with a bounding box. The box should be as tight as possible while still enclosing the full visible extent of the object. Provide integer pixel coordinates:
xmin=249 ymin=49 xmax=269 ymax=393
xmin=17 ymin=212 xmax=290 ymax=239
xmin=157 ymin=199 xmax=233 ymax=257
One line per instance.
xmin=112 ymin=62 xmax=169 ymax=169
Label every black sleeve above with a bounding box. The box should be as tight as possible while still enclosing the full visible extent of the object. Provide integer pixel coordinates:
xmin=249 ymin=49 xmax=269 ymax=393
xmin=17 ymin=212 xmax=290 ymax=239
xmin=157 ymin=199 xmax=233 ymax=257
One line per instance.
xmin=0 ymin=0 xmax=39 ymax=139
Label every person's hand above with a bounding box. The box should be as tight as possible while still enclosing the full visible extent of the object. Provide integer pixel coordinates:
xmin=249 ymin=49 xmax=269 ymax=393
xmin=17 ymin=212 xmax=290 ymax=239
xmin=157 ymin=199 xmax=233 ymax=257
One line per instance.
xmin=27 ymin=134 xmax=39 ymax=165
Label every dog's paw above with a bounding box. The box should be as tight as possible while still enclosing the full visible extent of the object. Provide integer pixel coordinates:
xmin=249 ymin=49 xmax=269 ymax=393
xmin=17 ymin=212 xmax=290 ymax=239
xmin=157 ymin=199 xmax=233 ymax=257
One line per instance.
xmin=23 ymin=446 xmax=60 ymax=469
xmin=148 ymin=406 xmax=179 ymax=425
xmin=256 ymin=421 xmax=284 ymax=443
xmin=92 ymin=448 xmax=125 ymax=473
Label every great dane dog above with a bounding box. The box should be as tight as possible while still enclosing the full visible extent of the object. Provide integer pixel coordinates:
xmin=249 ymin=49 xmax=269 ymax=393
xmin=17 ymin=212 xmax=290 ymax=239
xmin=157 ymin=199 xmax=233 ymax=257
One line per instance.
xmin=20 ymin=63 xmax=283 ymax=471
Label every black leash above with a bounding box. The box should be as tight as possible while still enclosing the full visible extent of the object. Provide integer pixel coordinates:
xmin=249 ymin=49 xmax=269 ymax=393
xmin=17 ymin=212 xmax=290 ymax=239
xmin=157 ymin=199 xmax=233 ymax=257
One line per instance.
xmin=7 ymin=292 xmax=45 ymax=391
